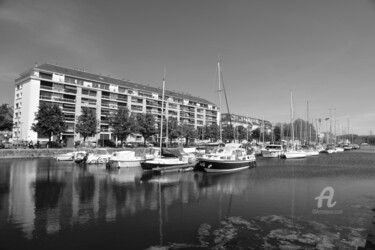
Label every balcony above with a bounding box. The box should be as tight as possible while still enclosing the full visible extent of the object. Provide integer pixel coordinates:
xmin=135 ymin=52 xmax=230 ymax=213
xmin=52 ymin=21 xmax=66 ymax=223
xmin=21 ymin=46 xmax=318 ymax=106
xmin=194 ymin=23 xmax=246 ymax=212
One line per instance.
xmin=62 ymin=107 xmax=75 ymax=113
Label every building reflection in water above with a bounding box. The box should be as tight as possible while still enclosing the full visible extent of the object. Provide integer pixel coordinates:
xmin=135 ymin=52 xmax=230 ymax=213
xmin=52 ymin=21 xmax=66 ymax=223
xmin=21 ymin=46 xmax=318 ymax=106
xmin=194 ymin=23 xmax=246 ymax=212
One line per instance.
xmin=9 ymin=159 xmax=37 ymax=239
xmin=0 ymin=159 xmax=255 ymax=242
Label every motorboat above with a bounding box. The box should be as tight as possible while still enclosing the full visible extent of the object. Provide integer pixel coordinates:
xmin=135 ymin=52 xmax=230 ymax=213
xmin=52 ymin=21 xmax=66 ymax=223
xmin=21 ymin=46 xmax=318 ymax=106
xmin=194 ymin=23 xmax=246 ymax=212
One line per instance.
xmin=141 ymin=147 xmax=196 ymax=172
xmin=107 ymin=149 xmax=156 ymax=168
xmin=74 ymin=151 xmax=88 ymax=164
xmin=261 ymin=144 xmax=284 ymax=158
xmin=320 ymin=145 xmax=336 ymax=154
xmin=301 ymin=146 xmax=319 ymax=156
xmin=281 ymin=149 xmax=307 ymax=159
xmin=198 ymin=143 xmax=256 ymax=173
xmin=86 ymin=148 xmax=112 ymax=164
xmin=55 ymin=150 xmax=86 ymax=161
xmin=335 ymin=146 xmax=345 ymax=153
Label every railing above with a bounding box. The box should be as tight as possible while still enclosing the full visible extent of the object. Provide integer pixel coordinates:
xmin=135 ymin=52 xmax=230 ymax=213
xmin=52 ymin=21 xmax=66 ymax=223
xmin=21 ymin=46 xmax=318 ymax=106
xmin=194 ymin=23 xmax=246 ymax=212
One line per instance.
xmin=63 ymin=108 xmax=75 ymax=113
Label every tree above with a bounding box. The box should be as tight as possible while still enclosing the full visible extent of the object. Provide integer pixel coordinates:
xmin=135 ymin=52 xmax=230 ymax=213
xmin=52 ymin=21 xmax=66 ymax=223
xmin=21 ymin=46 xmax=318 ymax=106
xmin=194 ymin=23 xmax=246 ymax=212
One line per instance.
xmin=236 ymin=125 xmax=248 ymax=141
xmin=251 ymin=128 xmax=261 ymax=142
xmin=179 ymin=124 xmax=198 ymax=146
xmin=75 ymin=107 xmax=97 ymax=142
xmin=31 ymin=102 xmax=67 ymax=142
xmin=197 ymin=125 xmax=211 ymax=141
xmin=222 ymin=124 xmax=235 ymax=142
xmin=164 ymin=116 xmax=179 ymax=144
xmin=206 ymin=123 xmax=219 ymax=142
xmin=134 ymin=113 xmax=158 ymax=146
xmin=0 ymin=104 xmax=13 ymax=131
xmin=107 ymin=107 xmax=136 ymax=146
xmin=273 ymin=125 xmax=281 ymax=141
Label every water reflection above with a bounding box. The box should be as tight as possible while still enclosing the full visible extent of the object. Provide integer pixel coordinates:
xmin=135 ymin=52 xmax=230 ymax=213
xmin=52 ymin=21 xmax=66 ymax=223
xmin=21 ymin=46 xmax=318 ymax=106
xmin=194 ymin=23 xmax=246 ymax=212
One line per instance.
xmin=0 ymin=150 xmax=374 ymax=249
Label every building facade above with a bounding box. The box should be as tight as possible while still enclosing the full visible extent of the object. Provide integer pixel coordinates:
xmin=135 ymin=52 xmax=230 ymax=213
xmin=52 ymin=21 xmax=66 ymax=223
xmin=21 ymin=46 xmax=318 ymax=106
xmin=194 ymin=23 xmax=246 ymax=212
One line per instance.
xmin=221 ymin=113 xmax=272 ymax=132
xmin=13 ymin=63 xmax=219 ymax=145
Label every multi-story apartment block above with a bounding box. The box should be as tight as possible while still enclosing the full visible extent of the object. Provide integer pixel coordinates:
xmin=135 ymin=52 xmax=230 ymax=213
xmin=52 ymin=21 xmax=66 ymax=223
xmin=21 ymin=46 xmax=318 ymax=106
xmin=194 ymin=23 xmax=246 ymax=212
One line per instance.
xmin=13 ymin=63 xmax=219 ymax=145
xmin=221 ymin=113 xmax=272 ymax=132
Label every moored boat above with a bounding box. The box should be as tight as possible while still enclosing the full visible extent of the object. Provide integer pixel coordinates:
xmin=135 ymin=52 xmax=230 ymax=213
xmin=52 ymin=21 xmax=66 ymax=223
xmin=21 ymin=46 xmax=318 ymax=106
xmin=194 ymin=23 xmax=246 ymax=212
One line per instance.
xmin=55 ymin=150 xmax=86 ymax=161
xmin=86 ymin=148 xmax=112 ymax=164
xmin=141 ymin=147 xmax=196 ymax=172
xmin=108 ymin=150 xmax=156 ymax=168
xmin=281 ymin=150 xmax=307 ymax=159
xmin=301 ymin=146 xmax=319 ymax=156
xmin=261 ymin=144 xmax=284 ymax=158
xmin=198 ymin=143 xmax=256 ymax=173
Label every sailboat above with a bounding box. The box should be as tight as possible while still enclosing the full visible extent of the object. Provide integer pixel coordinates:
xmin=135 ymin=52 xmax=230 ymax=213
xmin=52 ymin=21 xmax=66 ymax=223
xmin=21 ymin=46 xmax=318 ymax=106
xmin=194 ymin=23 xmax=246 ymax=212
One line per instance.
xmin=140 ymin=73 xmax=196 ymax=172
xmin=281 ymin=91 xmax=307 ymax=159
xmin=198 ymin=60 xmax=257 ymax=172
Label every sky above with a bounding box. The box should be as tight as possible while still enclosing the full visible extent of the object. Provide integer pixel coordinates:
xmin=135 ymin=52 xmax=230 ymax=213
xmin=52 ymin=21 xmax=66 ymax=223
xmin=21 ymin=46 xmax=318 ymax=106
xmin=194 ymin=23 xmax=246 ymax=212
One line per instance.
xmin=0 ymin=0 xmax=374 ymax=135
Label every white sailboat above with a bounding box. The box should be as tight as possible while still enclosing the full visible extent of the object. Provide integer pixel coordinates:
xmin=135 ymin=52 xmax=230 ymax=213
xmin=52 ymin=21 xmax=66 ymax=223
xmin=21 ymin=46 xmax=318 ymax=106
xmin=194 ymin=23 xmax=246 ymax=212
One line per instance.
xmin=281 ymin=91 xmax=307 ymax=159
xmin=140 ymin=72 xmax=196 ymax=172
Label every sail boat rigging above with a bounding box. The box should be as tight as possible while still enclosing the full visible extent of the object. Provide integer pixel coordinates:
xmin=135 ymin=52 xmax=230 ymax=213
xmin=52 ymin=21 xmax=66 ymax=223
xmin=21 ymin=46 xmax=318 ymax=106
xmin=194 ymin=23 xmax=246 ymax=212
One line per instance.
xmin=217 ymin=60 xmax=233 ymax=142
xmin=140 ymin=72 xmax=197 ymax=172
xmin=281 ymin=91 xmax=306 ymax=159
xmin=197 ymin=60 xmax=257 ymax=173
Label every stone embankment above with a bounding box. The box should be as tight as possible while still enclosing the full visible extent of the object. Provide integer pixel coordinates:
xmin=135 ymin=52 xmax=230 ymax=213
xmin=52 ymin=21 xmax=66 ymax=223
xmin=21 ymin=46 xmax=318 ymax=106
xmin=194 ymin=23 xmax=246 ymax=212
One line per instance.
xmin=0 ymin=147 xmax=151 ymax=159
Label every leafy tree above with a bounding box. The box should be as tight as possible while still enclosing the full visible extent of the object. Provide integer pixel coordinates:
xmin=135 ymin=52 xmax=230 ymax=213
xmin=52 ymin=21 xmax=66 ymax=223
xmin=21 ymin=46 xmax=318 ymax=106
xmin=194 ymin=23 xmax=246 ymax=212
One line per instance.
xmin=179 ymin=124 xmax=197 ymax=146
xmin=222 ymin=124 xmax=235 ymax=142
xmin=0 ymin=104 xmax=13 ymax=131
xmin=76 ymin=107 xmax=97 ymax=142
xmin=273 ymin=125 xmax=281 ymax=141
xmin=31 ymin=102 xmax=67 ymax=142
xmin=251 ymin=128 xmax=261 ymax=141
xmin=235 ymin=125 xmax=248 ymax=141
xmin=206 ymin=123 xmax=219 ymax=142
xmin=197 ymin=125 xmax=211 ymax=141
xmin=107 ymin=107 xmax=136 ymax=146
xmin=164 ymin=116 xmax=179 ymax=144
xmin=134 ymin=113 xmax=158 ymax=146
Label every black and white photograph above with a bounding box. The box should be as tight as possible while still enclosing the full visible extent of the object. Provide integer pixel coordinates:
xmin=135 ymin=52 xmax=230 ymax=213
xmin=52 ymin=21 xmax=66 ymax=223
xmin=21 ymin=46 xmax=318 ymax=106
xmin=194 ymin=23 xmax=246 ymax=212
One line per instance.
xmin=0 ymin=0 xmax=375 ymax=249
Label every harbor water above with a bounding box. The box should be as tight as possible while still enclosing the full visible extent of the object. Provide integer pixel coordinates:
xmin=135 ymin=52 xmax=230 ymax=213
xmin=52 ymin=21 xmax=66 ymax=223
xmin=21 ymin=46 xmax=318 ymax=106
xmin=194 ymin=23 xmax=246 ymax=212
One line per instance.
xmin=0 ymin=147 xmax=374 ymax=249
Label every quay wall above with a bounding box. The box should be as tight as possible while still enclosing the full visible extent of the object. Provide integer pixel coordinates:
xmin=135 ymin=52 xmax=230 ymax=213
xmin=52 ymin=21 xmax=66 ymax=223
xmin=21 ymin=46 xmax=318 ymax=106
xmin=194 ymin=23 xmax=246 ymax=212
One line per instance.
xmin=0 ymin=148 xmax=151 ymax=159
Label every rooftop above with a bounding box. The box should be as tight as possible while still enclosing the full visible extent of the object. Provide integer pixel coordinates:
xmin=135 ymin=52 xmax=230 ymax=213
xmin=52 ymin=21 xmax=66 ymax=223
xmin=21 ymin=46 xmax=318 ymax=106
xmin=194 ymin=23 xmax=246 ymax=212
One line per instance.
xmin=31 ymin=63 xmax=216 ymax=106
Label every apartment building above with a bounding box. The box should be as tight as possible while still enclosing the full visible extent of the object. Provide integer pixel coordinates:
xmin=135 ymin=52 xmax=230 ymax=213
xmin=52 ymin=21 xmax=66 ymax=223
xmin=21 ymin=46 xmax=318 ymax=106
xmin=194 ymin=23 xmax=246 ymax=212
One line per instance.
xmin=13 ymin=63 xmax=219 ymax=145
xmin=221 ymin=113 xmax=272 ymax=132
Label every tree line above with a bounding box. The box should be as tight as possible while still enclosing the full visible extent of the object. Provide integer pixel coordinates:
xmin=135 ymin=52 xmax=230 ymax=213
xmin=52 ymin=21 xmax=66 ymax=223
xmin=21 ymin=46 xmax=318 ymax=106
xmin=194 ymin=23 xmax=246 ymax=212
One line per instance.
xmin=3 ymin=102 xmax=373 ymax=146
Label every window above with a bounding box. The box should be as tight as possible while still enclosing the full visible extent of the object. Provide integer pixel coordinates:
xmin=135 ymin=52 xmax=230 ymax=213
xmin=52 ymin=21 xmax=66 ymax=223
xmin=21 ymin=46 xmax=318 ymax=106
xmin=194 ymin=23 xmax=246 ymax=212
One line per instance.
xmin=82 ymin=89 xmax=97 ymax=96
xmin=39 ymin=72 xmax=52 ymax=80
xmin=131 ymin=105 xmax=143 ymax=111
xmin=65 ymin=76 xmax=76 ymax=84
xmin=81 ymin=98 xmax=96 ymax=105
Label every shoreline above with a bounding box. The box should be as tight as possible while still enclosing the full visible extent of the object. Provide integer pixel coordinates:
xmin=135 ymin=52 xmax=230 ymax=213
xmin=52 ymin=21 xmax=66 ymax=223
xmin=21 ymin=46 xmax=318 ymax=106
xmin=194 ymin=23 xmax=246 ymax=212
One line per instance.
xmin=0 ymin=147 xmax=150 ymax=159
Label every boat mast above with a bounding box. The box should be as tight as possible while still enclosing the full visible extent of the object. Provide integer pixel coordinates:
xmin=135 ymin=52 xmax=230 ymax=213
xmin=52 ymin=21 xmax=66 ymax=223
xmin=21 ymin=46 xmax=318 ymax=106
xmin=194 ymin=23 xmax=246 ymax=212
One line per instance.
xmin=290 ymin=91 xmax=295 ymax=147
xmin=218 ymin=60 xmax=223 ymax=142
xmin=307 ymin=101 xmax=310 ymax=143
xmin=159 ymin=71 xmax=166 ymax=150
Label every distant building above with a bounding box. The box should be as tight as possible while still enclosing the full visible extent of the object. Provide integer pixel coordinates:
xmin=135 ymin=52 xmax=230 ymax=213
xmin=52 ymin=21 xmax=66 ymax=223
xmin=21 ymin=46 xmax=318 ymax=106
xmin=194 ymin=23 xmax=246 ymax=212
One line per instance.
xmin=221 ymin=113 xmax=272 ymax=132
xmin=13 ymin=63 xmax=219 ymax=145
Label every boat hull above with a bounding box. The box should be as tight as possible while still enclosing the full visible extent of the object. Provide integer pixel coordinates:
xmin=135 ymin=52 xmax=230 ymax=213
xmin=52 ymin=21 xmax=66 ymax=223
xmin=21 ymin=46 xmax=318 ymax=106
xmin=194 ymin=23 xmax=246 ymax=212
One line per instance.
xmin=108 ymin=160 xmax=142 ymax=168
xmin=304 ymin=151 xmax=319 ymax=156
xmin=141 ymin=158 xmax=196 ymax=172
xmin=261 ymin=150 xmax=283 ymax=158
xmin=199 ymin=159 xmax=256 ymax=173
xmin=281 ymin=151 xmax=307 ymax=159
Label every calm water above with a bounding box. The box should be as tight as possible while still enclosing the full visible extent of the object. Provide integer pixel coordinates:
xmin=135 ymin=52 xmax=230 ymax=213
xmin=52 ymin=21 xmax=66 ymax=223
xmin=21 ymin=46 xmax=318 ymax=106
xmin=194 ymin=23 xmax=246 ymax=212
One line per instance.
xmin=1 ymin=148 xmax=375 ymax=249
